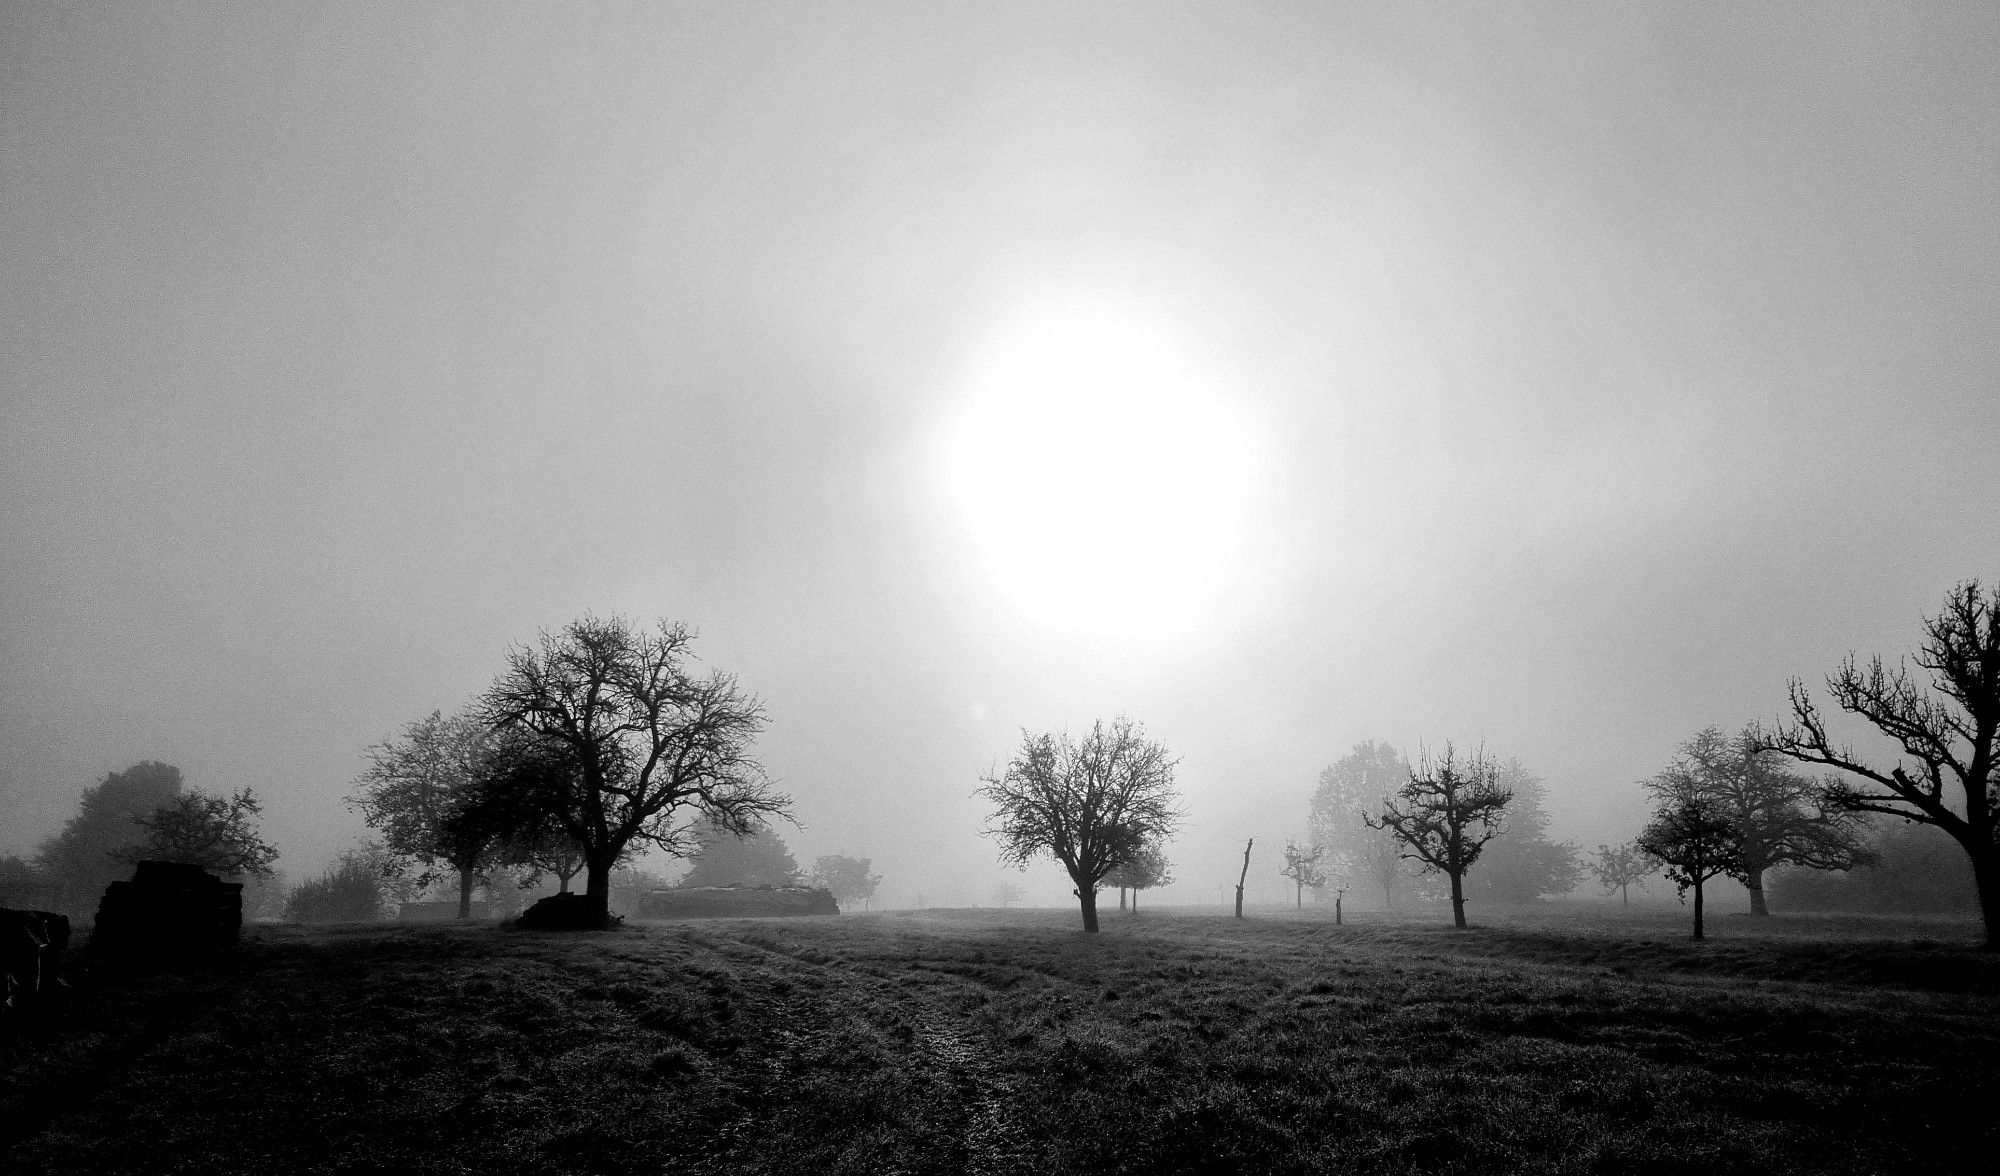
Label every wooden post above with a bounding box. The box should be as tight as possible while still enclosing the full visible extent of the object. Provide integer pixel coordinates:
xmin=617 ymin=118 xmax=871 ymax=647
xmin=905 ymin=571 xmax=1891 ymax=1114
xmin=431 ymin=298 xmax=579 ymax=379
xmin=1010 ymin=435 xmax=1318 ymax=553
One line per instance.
xmin=1234 ymin=838 xmax=1253 ymax=919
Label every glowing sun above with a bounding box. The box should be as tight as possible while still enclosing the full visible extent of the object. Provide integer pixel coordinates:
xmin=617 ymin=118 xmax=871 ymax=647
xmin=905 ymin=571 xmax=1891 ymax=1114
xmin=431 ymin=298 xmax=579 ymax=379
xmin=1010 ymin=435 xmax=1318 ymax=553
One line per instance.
xmin=944 ymin=314 xmax=1258 ymax=639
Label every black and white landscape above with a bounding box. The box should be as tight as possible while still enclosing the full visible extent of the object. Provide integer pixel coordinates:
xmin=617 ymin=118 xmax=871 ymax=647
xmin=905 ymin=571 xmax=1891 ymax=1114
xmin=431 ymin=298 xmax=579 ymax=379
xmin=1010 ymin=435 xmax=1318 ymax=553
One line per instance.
xmin=3 ymin=4 xmax=1997 ymax=1174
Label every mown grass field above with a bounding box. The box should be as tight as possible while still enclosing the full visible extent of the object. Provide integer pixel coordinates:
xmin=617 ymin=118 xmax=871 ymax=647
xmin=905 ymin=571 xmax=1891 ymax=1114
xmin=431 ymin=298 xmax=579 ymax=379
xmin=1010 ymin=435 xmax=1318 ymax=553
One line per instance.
xmin=4 ymin=906 xmax=1996 ymax=1175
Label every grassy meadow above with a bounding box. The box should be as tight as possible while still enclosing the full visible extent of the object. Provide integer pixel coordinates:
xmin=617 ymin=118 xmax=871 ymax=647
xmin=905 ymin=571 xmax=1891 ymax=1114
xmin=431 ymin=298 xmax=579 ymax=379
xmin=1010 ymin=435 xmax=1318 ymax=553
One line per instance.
xmin=3 ymin=906 xmax=1996 ymax=1175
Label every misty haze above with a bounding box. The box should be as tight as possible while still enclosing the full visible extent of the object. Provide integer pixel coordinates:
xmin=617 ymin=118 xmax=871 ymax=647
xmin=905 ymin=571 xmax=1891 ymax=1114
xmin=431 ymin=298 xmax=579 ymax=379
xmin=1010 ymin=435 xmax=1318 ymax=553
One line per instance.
xmin=4 ymin=4 xmax=1997 ymax=1174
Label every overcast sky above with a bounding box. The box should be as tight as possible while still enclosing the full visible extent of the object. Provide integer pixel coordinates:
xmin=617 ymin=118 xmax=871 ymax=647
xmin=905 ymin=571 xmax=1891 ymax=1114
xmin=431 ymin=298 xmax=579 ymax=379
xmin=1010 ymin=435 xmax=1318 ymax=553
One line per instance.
xmin=5 ymin=2 xmax=1996 ymax=907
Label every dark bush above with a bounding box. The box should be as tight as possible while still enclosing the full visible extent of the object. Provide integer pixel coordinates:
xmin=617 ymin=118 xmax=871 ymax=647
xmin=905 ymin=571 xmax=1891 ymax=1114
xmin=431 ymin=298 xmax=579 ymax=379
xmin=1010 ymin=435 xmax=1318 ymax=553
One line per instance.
xmin=518 ymin=892 xmax=616 ymax=930
xmin=285 ymin=853 xmax=385 ymax=923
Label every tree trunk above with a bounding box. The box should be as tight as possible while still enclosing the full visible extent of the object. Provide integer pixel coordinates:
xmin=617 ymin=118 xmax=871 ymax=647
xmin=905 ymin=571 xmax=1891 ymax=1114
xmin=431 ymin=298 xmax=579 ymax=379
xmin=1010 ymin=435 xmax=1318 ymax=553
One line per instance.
xmin=1334 ymin=894 xmax=1343 ymax=925
xmin=1235 ymin=838 xmax=1252 ymax=919
xmin=583 ymin=858 xmax=614 ymax=927
xmin=1747 ymin=866 xmax=1768 ymax=917
xmin=1692 ymin=878 xmax=1705 ymax=940
xmin=1119 ymin=887 xmax=1127 ymax=912
xmin=558 ymin=864 xmax=578 ymax=894
xmin=1449 ymin=870 xmax=1467 ymax=929
xmin=457 ymin=866 xmax=476 ymax=920
xmin=1620 ymin=882 xmax=1629 ymax=907
xmin=1971 ymin=844 xmax=2000 ymax=950
xmin=1132 ymin=889 xmax=1139 ymax=913
xmin=1076 ymin=883 xmax=1100 ymax=933
xmin=1294 ymin=880 xmax=1302 ymax=910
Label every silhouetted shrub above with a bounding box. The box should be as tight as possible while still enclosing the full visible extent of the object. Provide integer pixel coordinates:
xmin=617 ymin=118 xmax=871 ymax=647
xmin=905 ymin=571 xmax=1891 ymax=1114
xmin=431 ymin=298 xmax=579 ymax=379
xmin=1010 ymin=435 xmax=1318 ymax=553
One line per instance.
xmin=285 ymin=853 xmax=384 ymax=923
xmin=518 ymin=892 xmax=615 ymax=930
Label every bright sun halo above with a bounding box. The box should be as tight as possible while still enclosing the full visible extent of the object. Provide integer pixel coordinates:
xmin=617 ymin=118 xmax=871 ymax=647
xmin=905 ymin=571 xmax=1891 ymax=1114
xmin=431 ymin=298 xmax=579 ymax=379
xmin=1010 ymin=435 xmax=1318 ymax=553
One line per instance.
xmin=945 ymin=314 xmax=1257 ymax=640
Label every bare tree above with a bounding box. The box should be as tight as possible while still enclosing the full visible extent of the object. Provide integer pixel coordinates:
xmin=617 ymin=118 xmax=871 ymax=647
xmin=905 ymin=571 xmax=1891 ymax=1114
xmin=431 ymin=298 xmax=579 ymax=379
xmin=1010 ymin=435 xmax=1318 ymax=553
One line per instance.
xmin=1651 ymin=725 xmax=1871 ymax=916
xmin=1588 ymin=841 xmax=1656 ymax=906
xmin=1279 ymin=841 xmax=1326 ymax=910
xmin=991 ymin=880 xmax=1025 ymax=908
xmin=1234 ymin=838 xmax=1253 ymax=918
xmin=121 ymin=788 xmax=280 ymax=880
xmin=1367 ymin=744 xmax=1512 ymax=928
xmin=976 ymin=716 xmax=1183 ymax=933
xmin=1636 ymin=795 xmax=1739 ymax=939
xmin=350 ymin=711 xmax=504 ymax=919
xmin=1754 ymin=581 xmax=2000 ymax=947
xmin=481 ymin=616 xmax=789 ymax=927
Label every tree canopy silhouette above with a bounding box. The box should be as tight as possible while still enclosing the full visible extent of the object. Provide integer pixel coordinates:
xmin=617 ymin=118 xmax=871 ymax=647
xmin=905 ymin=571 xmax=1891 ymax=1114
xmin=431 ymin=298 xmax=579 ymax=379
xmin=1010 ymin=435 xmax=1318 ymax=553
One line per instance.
xmin=1368 ymin=744 xmax=1512 ymax=929
xmin=350 ymin=710 xmax=506 ymax=918
xmin=1650 ymin=724 xmax=1870 ymax=917
xmin=121 ymin=787 xmax=279 ymax=880
xmin=481 ymin=615 xmax=788 ymax=927
xmin=1637 ymin=794 xmax=1740 ymax=940
xmin=977 ymin=716 xmax=1182 ymax=932
xmin=681 ymin=823 xmax=802 ymax=888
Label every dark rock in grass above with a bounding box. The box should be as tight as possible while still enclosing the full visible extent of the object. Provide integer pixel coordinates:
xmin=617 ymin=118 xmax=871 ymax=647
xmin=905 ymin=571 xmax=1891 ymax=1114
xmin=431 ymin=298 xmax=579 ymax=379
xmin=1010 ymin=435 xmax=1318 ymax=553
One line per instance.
xmin=517 ymin=893 xmax=621 ymax=931
xmin=2 ymin=907 xmax=70 ymax=1023
xmin=87 ymin=861 xmax=242 ymax=969
xmin=637 ymin=886 xmax=839 ymax=919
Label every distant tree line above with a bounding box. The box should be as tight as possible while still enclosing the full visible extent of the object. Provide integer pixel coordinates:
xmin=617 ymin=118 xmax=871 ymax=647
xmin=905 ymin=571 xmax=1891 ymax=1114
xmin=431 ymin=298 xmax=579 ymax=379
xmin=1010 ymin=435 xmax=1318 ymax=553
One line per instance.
xmin=1281 ymin=581 xmax=2000 ymax=942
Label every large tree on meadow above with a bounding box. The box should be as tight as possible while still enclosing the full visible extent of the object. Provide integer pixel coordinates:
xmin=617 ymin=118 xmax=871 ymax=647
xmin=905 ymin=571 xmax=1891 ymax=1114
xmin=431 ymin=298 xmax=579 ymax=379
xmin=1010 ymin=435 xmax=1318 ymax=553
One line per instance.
xmin=481 ymin=615 xmax=788 ymax=927
xmin=1636 ymin=794 xmax=1740 ymax=940
xmin=976 ymin=716 xmax=1183 ymax=932
xmin=1367 ymin=744 xmax=1513 ymax=929
xmin=1755 ymin=581 xmax=2000 ymax=947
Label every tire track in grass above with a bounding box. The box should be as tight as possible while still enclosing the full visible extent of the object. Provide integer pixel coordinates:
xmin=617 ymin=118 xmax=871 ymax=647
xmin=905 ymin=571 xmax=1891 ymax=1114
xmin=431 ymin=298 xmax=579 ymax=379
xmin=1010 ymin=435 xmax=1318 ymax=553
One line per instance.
xmin=687 ymin=923 xmax=1043 ymax=1173
xmin=915 ymin=1019 xmax=1033 ymax=1176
